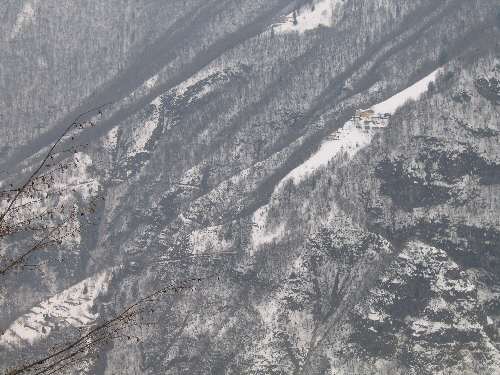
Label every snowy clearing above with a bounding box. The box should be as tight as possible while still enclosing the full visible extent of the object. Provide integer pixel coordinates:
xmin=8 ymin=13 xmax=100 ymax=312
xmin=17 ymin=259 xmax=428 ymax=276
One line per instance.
xmin=251 ymin=205 xmax=285 ymax=250
xmin=372 ymin=68 xmax=443 ymax=114
xmin=127 ymin=97 xmax=162 ymax=158
xmin=274 ymin=0 xmax=342 ymax=34
xmin=0 ymin=272 xmax=110 ymax=349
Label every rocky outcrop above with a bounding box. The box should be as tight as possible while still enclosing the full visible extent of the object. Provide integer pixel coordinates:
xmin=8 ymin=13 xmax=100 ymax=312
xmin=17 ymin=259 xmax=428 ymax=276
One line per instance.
xmin=475 ymin=77 xmax=500 ymax=105
xmin=351 ymin=242 xmax=500 ymax=374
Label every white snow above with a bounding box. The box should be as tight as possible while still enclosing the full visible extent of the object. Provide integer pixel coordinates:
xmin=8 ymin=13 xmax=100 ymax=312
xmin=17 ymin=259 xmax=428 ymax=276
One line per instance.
xmin=251 ymin=256 xmax=317 ymax=370
xmin=172 ymin=65 xmax=242 ymax=105
xmin=145 ymin=74 xmax=159 ymax=89
xmin=284 ymin=120 xmax=376 ymax=186
xmin=11 ymin=1 xmax=37 ymax=39
xmin=179 ymin=213 xmax=193 ymax=224
xmin=130 ymin=119 xmax=157 ymax=155
xmin=251 ymin=206 xmax=285 ymax=250
xmin=0 ymin=272 xmax=110 ymax=349
xmin=66 ymin=152 xmax=99 ymax=200
xmin=178 ymin=165 xmax=204 ymax=187
xmin=127 ymin=66 xmax=237 ymax=159
xmin=274 ymin=0 xmax=342 ymax=34
xmin=253 ymin=298 xmax=282 ymax=364
xmin=0 ymin=151 xmax=99 ymax=235
xmin=372 ymin=68 xmax=443 ymax=114
xmin=433 ymin=267 xmax=476 ymax=294
xmin=410 ymin=319 xmax=444 ymax=337
xmin=127 ymin=97 xmax=161 ymax=158
xmin=251 ymin=118 xmax=387 ymax=248
xmin=367 ymin=310 xmax=387 ymax=322
xmin=48 ymin=152 xmax=100 ymax=205
xmin=250 ymin=118 xmax=378 ymax=248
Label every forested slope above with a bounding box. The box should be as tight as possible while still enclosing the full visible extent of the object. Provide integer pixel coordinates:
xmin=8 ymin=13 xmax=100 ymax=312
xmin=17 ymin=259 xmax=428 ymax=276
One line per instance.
xmin=1 ymin=0 xmax=500 ymax=374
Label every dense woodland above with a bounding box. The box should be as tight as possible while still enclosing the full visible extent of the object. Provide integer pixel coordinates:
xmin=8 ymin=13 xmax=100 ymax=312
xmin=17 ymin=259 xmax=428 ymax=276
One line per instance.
xmin=1 ymin=0 xmax=500 ymax=374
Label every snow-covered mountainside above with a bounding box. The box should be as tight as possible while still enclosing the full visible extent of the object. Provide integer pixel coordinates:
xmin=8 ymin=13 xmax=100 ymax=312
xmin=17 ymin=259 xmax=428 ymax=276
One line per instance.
xmin=273 ymin=0 xmax=344 ymax=34
xmin=1 ymin=272 xmax=110 ymax=349
xmin=1 ymin=0 xmax=500 ymax=374
xmin=251 ymin=67 xmax=442 ymax=248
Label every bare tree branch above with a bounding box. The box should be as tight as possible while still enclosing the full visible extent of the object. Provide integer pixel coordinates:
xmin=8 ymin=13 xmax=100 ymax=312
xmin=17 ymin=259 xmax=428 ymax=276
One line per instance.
xmin=0 ymin=103 xmax=112 ymax=227
xmin=5 ymin=274 xmax=215 ymax=375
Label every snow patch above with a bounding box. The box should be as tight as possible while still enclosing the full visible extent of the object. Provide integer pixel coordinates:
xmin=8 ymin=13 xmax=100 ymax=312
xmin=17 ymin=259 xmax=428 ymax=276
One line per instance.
xmin=250 ymin=119 xmax=376 ymax=248
xmin=11 ymin=1 xmax=38 ymax=39
xmin=0 ymin=272 xmax=110 ymax=349
xmin=251 ymin=259 xmax=317 ymax=370
xmin=178 ymin=165 xmax=204 ymax=187
xmin=274 ymin=0 xmax=342 ymax=34
xmin=372 ymin=68 xmax=443 ymax=114
xmin=171 ymin=65 xmax=241 ymax=106
xmin=368 ymin=309 xmax=387 ymax=322
xmin=145 ymin=74 xmax=159 ymax=89
xmin=285 ymin=120 xmax=376 ymax=186
xmin=251 ymin=205 xmax=286 ymax=251
xmin=126 ymin=65 xmax=237 ymax=159
xmin=127 ymin=98 xmax=161 ymax=158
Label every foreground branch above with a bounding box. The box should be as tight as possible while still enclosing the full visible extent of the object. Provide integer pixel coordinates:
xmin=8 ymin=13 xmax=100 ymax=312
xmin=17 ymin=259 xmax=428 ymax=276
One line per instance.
xmin=5 ymin=274 xmax=214 ymax=375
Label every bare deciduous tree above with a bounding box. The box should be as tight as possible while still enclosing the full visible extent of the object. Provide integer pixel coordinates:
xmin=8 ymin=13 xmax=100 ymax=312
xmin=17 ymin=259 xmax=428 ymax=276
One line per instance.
xmin=0 ymin=103 xmax=217 ymax=375
xmin=4 ymin=275 xmax=213 ymax=375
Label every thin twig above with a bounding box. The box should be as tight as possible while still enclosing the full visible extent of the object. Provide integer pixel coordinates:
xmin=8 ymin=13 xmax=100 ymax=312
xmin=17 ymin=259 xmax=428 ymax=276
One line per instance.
xmin=0 ymin=103 xmax=112 ymax=227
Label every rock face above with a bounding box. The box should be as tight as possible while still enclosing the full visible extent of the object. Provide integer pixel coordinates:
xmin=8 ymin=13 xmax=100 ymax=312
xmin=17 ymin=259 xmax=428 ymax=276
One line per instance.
xmin=1 ymin=0 xmax=500 ymax=374
xmin=352 ymin=242 xmax=499 ymax=374
xmin=475 ymin=77 xmax=500 ymax=105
